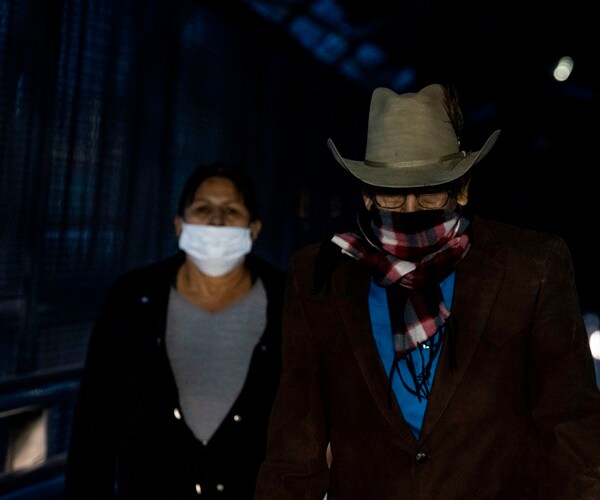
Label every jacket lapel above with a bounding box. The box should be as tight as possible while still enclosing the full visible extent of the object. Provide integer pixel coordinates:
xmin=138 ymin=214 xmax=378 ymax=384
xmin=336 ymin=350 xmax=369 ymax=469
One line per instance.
xmin=333 ymin=259 xmax=417 ymax=447
xmin=419 ymin=223 xmax=506 ymax=443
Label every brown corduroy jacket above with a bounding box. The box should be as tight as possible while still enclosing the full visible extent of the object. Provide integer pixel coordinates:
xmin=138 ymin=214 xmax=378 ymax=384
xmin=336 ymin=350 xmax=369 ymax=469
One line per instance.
xmin=254 ymin=216 xmax=600 ymax=500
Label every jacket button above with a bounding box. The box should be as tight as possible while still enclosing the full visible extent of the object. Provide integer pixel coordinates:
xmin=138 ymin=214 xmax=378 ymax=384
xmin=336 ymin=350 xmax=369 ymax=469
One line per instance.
xmin=233 ymin=414 xmax=242 ymax=422
xmin=415 ymin=452 xmax=428 ymax=463
xmin=216 ymin=483 xmax=225 ymax=492
xmin=173 ymin=408 xmax=182 ymax=420
xmin=140 ymin=295 xmax=149 ymax=303
xmin=195 ymin=483 xmax=202 ymax=494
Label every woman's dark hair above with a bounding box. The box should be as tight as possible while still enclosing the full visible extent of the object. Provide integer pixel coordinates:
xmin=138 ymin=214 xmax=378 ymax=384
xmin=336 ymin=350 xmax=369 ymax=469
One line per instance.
xmin=177 ymin=162 xmax=259 ymax=220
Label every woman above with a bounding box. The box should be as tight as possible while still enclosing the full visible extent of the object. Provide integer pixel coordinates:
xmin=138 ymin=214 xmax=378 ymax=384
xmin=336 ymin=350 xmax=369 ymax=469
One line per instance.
xmin=65 ymin=163 xmax=285 ymax=499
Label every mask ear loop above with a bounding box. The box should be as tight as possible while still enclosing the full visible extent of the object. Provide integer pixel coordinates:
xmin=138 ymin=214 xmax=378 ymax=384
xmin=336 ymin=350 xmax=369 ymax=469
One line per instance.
xmin=355 ymin=202 xmax=381 ymax=250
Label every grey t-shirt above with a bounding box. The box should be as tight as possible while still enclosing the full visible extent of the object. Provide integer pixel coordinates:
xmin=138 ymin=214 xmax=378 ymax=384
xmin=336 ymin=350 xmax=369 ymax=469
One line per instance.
xmin=165 ymin=278 xmax=267 ymax=442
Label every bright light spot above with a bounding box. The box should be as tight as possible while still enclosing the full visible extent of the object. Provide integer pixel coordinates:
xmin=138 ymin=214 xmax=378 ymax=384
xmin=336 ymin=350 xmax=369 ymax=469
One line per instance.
xmin=553 ymin=56 xmax=574 ymax=82
xmin=589 ymin=331 xmax=600 ymax=360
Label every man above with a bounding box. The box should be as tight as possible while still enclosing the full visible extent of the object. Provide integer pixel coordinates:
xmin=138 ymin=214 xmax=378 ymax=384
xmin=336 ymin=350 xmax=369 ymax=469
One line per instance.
xmin=254 ymin=84 xmax=600 ymax=499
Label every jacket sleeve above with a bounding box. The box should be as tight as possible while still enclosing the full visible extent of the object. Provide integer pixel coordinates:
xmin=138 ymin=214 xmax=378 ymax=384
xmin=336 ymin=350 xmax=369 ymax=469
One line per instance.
xmin=254 ymin=251 xmax=329 ymax=499
xmin=530 ymin=237 xmax=600 ymax=498
xmin=64 ymin=284 xmax=122 ymax=500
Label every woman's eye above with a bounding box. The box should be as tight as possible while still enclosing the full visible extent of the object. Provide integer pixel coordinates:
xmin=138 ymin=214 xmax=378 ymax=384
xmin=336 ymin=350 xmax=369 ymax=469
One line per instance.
xmin=195 ymin=205 xmax=211 ymax=214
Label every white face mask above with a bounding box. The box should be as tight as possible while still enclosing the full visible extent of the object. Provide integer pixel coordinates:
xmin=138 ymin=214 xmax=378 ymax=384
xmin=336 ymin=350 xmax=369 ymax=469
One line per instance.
xmin=178 ymin=222 xmax=253 ymax=277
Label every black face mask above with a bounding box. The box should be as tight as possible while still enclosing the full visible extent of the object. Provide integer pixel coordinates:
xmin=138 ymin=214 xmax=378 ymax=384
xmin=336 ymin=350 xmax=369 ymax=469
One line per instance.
xmin=358 ymin=203 xmax=465 ymax=247
xmin=373 ymin=205 xmax=461 ymax=232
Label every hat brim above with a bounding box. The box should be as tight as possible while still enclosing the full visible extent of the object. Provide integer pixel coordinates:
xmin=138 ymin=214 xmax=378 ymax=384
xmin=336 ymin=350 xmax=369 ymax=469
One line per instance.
xmin=328 ymin=129 xmax=501 ymax=188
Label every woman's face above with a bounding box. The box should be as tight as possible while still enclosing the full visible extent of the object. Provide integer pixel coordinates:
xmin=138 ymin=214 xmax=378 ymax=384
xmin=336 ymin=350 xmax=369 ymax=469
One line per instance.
xmin=184 ymin=176 xmax=251 ymax=227
xmin=174 ymin=176 xmax=262 ymax=239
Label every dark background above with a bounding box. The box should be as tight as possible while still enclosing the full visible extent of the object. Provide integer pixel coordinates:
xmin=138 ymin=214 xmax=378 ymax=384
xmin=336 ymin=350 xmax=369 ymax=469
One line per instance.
xmin=0 ymin=0 xmax=597 ymax=497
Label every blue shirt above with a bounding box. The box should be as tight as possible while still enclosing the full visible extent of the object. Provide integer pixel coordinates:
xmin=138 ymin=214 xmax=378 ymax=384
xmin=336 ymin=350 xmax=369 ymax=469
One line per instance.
xmin=368 ymin=273 xmax=455 ymax=439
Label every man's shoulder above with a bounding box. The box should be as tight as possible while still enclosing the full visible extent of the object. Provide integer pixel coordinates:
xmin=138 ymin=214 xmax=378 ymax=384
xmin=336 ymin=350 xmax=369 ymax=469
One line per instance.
xmin=472 ymin=215 xmax=564 ymax=245
xmin=286 ymin=238 xmax=363 ymax=294
xmin=471 ymin=215 xmax=568 ymax=262
xmin=289 ymin=242 xmax=323 ymax=263
xmin=288 ymin=240 xmax=343 ymax=273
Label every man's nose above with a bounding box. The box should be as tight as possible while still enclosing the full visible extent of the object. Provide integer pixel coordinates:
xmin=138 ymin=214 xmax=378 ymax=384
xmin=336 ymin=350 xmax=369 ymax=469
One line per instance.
xmin=398 ymin=194 xmax=420 ymax=212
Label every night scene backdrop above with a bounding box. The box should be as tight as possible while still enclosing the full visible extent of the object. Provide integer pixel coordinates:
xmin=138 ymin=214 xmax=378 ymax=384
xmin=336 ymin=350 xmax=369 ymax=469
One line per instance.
xmin=0 ymin=0 xmax=598 ymax=497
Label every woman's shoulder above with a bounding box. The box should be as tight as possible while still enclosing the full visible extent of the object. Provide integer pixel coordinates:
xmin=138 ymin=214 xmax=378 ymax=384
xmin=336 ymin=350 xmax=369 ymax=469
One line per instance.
xmin=106 ymin=253 xmax=183 ymax=296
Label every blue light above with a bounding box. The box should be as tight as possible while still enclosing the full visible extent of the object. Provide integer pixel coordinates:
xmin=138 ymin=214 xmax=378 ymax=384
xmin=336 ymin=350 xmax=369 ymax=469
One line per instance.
xmin=289 ymin=16 xmax=324 ymax=50
xmin=391 ymin=68 xmax=416 ymax=92
xmin=355 ymin=42 xmax=386 ymax=69
xmin=314 ymin=32 xmax=348 ymax=64
xmin=310 ymin=0 xmax=345 ymax=25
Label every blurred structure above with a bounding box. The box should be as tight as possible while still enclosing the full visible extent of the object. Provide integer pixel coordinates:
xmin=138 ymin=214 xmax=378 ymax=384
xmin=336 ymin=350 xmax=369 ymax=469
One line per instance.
xmin=0 ymin=0 xmax=597 ymax=497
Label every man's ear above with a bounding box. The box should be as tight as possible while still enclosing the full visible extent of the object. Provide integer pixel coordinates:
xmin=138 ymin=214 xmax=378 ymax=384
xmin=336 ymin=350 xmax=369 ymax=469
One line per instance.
xmin=456 ymin=177 xmax=471 ymax=206
xmin=174 ymin=215 xmax=183 ymax=238
xmin=250 ymin=220 xmax=262 ymax=242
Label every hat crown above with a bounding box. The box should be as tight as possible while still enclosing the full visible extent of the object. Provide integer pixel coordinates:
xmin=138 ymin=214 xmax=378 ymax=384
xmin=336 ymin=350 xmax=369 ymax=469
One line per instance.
xmin=326 ymin=82 xmax=500 ymax=188
xmin=365 ymin=84 xmax=460 ymax=164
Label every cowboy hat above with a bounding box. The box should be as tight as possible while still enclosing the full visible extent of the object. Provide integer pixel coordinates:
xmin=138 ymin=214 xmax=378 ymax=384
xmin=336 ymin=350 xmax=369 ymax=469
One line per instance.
xmin=327 ymin=83 xmax=501 ymax=188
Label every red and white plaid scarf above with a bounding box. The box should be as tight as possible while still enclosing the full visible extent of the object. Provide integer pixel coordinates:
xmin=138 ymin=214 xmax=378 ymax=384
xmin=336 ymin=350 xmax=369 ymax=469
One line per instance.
xmin=332 ymin=206 xmax=471 ymax=360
